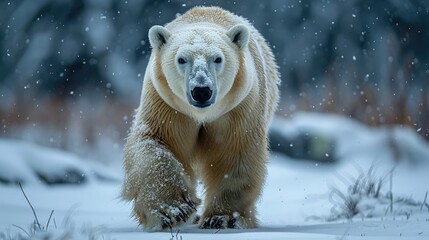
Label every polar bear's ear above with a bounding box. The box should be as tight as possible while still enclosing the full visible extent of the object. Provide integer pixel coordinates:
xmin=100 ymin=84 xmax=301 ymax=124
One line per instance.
xmin=148 ymin=25 xmax=171 ymax=49
xmin=226 ymin=24 xmax=250 ymax=49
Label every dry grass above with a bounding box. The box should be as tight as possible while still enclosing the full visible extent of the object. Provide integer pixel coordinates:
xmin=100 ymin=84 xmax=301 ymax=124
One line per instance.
xmin=328 ymin=165 xmax=429 ymax=221
xmin=328 ymin=165 xmax=385 ymax=220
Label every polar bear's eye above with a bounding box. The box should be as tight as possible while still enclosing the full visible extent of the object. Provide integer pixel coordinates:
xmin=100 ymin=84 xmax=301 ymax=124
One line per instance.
xmin=178 ymin=58 xmax=187 ymax=64
xmin=214 ymin=57 xmax=222 ymax=64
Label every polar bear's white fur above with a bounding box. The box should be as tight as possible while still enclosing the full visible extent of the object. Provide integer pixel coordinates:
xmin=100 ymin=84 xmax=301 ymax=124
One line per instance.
xmin=122 ymin=6 xmax=280 ymax=230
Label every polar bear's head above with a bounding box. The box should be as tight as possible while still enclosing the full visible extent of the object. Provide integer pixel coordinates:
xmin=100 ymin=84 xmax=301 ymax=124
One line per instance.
xmin=148 ymin=24 xmax=252 ymax=122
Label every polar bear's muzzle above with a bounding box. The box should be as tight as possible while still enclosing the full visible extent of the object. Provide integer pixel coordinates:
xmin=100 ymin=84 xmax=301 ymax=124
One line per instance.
xmin=186 ymin=65 xmax=217 ymax=109
xmin=191 ymin=86 xmax=212 ymax=104
xmin=187 ymin=83 xmax=216 ymax=108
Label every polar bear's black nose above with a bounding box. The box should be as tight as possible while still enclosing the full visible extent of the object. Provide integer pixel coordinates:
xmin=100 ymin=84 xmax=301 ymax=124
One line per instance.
xmin=191 ymin=87 xmax=212 ymax=103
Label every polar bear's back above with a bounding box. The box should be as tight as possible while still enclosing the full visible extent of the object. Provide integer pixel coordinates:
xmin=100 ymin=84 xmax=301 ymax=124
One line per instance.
xmin=166 ymin=6 xmax=246 ymax=30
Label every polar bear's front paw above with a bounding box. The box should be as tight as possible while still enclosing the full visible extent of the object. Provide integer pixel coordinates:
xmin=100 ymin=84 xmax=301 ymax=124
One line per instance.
xmin=156 ymin=200 xmax=197 ymax=229
xmin=199 ymin=213 xmax=256 ymax=229
xmin=135 ymin=195 xmax=198 ymax=230
xmin=200 ymin=215 xmax=233 ymax=229
xmin=201 ymin=214 xmax=247 ymax=229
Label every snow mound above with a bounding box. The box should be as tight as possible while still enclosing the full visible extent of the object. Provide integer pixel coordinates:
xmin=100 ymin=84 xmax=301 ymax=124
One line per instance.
xmin=0 ymin=139 xmax=121 ymax=185
xmin=270 ymin=112 xmax=429 ymax=166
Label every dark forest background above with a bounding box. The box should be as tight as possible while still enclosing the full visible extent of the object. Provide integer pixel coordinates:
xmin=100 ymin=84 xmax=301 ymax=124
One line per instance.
xmin=1 ymin=0 xmax=428 ymax=163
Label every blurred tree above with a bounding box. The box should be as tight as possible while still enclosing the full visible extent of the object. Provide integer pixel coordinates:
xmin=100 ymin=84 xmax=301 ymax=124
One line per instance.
xmin=1 ymin=0 xmax=428 ymax=143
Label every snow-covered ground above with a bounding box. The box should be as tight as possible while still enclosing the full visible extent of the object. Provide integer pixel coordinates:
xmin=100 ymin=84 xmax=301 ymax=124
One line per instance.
xmin=1 ymin=112 xmax=428 ymax=239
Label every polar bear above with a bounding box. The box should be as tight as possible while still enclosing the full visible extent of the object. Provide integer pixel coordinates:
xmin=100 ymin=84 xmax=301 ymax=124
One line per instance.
xmin=122 ymin=6 xmax=280 ymax=230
